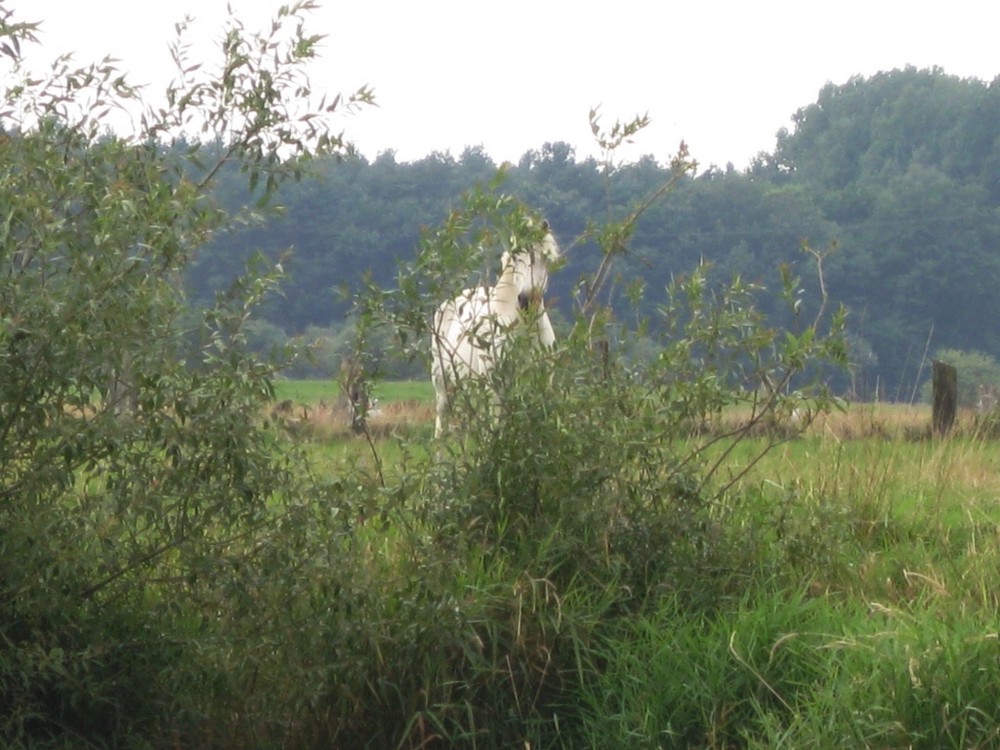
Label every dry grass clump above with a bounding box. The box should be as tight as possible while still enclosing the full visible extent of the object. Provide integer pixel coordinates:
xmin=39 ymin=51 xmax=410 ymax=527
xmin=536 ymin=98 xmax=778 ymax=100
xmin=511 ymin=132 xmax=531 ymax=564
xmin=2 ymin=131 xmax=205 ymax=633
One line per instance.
xmin=707 ymin=402 xmax=986 ymax=443
xmin=272 ymin=390 xmax=997 ymax=446
xmin=268 ymin=398 xmax=434 ymax=441
xmin=364 ymin=400 xmax=436 ymax=439
xmin=814 ymin=403 xmax=1000 ymax=442
xmin=809 ymin=403 xmax=935 ymax=441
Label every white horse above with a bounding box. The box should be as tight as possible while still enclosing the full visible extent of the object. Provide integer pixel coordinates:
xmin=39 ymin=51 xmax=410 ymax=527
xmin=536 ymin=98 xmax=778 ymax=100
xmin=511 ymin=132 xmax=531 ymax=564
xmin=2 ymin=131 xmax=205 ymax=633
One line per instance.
xmin=431 ymin=224 xmax=561 ymax=437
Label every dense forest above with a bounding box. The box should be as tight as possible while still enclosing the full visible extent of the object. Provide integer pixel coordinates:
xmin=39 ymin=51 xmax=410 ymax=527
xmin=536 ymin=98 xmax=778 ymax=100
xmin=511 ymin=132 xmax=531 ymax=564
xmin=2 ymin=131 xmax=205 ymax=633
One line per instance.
xmin=193 ymin=66 xmax=1000 ymax=399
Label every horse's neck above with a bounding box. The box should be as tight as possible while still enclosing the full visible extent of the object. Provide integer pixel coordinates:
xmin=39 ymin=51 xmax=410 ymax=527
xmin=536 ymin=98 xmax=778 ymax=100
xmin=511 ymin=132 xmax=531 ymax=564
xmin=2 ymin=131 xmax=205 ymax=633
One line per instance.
xmin=491 ymin=264 xmax=521 ymax=314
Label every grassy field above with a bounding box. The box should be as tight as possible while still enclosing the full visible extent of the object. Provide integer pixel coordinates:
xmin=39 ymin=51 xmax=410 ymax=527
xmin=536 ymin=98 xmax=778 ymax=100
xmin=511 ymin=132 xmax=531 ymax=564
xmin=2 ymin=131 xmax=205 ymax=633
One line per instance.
xmin=273 ymin=378 xmax=434 ymax=406
xmin=276 ymin=381 xmax=1000 ymax=542
xmin=256 ymin=380 xmax=1000 ymax=748
xmin=276 ymin=381 xmax=1000 ymax=513
xmin=25 ymin=378 xmax=991 ymax=747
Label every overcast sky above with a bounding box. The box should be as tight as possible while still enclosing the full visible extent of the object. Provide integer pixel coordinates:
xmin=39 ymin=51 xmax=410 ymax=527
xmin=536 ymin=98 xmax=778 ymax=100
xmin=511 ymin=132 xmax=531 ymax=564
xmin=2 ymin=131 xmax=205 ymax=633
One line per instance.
xmin=17 ymin=0 xmax=1000 ymax=169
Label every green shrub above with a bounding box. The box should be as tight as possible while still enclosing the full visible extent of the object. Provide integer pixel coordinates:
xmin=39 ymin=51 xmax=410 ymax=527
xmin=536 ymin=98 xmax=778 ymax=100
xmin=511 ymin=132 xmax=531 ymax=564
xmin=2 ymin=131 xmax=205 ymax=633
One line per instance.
xmin=331 ymin=136 xmax=848 ymax=745
xmin=0 ymin=5 xmax=370 ymax=747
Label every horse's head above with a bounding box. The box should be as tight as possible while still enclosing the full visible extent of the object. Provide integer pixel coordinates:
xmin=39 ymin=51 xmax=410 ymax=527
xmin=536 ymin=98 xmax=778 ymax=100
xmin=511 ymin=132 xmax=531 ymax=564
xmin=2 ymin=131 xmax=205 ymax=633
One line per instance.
xmin=500 ymin=221 xmax=561 ymax=311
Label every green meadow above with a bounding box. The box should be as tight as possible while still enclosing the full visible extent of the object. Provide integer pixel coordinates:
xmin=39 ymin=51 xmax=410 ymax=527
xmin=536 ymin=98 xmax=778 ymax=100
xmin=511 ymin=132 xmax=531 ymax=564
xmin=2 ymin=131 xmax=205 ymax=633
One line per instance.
xmin=255 ymin=380 xmax=1000 ymax=748
xmin=273 ymin=378 xmax=435 ymax=405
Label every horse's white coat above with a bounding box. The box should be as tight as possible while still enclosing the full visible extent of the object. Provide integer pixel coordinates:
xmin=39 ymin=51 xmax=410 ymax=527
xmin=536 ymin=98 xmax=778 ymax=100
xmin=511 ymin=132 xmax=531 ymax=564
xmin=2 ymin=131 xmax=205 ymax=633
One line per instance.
xmin=431 ymin=228 xmax=560 ymax=437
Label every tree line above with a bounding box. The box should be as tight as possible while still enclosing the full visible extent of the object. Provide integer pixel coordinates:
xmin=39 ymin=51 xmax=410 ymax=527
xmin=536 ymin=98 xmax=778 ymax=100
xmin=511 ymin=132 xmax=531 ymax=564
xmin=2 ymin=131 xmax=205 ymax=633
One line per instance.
xmin=193 ymin=66 xmax=1000 ymax=399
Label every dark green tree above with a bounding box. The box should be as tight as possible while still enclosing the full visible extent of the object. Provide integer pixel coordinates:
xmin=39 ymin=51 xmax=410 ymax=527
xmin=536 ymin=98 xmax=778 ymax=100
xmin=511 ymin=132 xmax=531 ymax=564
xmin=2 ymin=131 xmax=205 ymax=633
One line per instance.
xmin=770 ymin=67 xmax=1000 ymax=396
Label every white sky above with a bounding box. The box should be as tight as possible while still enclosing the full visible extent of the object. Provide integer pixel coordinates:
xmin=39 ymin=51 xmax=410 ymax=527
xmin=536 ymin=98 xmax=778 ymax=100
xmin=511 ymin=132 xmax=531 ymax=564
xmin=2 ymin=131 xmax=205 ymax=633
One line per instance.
xmin=15 ymin=0 xmax=1000 ymax=169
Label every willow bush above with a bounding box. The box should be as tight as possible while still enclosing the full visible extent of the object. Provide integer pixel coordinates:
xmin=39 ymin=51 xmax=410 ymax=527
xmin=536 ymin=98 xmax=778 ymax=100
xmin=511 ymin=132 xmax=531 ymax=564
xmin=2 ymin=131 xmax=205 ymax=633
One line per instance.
xmin=0 ymin=5 xmax=371 ymax=747
xmin=340 ymin=128 xmax=848 ymax=745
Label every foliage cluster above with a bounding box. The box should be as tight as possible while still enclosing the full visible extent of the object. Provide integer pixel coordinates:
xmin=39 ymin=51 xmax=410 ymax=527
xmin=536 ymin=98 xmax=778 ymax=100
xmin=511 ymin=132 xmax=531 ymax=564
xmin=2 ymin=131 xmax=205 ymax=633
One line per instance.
xmin=0 ymin=5 xmax=368 ymax=746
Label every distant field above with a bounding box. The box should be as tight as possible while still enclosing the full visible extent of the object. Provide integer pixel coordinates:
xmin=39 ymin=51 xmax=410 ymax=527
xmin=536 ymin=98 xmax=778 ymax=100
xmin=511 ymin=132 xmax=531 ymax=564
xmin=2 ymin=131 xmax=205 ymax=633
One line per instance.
xmin=271 ymin=382 xmax=983 ymax=446
xmin=273 ymin=379 xmax=435 ymax=406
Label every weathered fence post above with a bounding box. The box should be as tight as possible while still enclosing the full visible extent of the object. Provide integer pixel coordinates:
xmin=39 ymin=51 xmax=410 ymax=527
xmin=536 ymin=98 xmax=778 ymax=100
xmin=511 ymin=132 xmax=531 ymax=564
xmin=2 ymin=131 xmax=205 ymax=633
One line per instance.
xmin=339 ymin=356 xmax=369 ymax=435
xmin=595 ymin=338 xmax=610 ymax=382
xmin=932 ymin=359 xmax=957 ymax=436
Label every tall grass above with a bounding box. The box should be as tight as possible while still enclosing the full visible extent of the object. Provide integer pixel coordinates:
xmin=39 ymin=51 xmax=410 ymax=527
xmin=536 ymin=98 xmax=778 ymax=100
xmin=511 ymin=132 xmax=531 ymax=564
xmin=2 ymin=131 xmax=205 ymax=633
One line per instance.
xmin=12 ymin=393 xmax=993 ymax=750
xmin=583 ymin=587 xmax=1000 ymax=749
xmin=252 ymin=380 xmax=1000 ymax=749
xmin=33 ymin=370 xmax=992 ymax=750
xmin=565 ymin=403 xmax=1000 ymax=748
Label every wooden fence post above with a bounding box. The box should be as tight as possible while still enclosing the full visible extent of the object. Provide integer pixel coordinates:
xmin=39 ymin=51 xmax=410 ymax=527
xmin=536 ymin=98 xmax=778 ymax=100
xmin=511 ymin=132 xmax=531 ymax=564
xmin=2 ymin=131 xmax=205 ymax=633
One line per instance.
xmin=339 ymin=356 xmax=369 ymax=434
xmin=932 ymin=359 xmax=957 ymax=436
xmin=595 ymin=338 xmax=610 ymax=382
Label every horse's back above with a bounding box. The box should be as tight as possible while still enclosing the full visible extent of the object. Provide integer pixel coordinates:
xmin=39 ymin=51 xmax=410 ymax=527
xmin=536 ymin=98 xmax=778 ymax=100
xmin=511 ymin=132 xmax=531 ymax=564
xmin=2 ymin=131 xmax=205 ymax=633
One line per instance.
xmin=433 ymin=287 xmax=502 ymax=381
xmin=431 ymin=287 xmax=498 ymax=436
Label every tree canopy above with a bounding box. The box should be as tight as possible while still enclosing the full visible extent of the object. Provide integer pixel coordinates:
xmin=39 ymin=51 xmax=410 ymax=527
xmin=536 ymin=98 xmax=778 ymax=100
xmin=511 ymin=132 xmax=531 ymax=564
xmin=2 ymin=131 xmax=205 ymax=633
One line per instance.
xmin=190 ymin=66 xmax=1000 ymax=398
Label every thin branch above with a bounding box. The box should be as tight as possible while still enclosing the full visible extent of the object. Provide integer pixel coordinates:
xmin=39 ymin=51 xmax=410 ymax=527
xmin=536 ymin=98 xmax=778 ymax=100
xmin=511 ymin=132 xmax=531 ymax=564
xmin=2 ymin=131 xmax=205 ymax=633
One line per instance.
xmin=579 ymin=151 xmax=694 ymax=317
